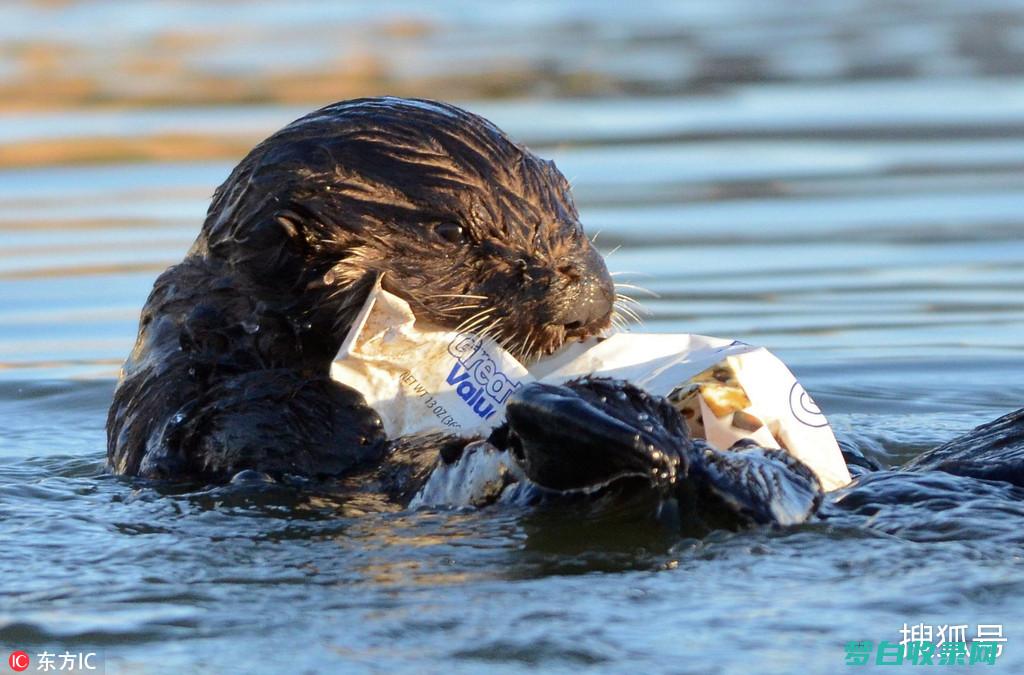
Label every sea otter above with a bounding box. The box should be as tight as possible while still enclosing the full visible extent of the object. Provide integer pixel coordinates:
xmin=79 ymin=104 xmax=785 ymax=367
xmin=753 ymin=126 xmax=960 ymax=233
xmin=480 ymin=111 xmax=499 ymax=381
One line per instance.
xmin=107 ymin=97 xmax=615 ymax=481
xmin=107 ymin=96 xmax=1024 ymax=535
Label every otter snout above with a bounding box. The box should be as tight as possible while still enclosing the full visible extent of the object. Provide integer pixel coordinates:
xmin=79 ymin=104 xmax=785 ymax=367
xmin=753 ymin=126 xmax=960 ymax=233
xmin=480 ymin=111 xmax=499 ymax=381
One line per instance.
xmin=552 ymin=244 xmax=615 ymax=332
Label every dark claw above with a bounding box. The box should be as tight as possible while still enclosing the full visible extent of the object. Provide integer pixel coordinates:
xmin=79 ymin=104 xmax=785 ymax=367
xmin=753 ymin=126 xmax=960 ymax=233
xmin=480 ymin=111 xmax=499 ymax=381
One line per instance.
xmin=688 ymin=441 xmax=822 ymax=526
xmin=505 ymin=379 xmax=686 ymax=493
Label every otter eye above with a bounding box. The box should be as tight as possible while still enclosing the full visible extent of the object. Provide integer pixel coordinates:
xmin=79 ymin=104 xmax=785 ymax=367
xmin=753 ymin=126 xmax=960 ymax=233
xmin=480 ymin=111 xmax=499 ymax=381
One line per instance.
xmin=435 ymin=222 xmax=467 ymax=244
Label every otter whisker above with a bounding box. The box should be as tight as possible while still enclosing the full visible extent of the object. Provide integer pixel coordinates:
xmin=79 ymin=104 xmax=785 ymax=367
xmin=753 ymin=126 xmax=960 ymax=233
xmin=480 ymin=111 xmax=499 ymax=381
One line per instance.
xmin=457 ymin=315 xmax=494 ymax=336
xmin=615 ymin=303 xmax=645 ymax=326
xmin=428 ymin=293 xmax=489 ymax=300
xmin=493 ymin=328 xmax=510 ymax=352
xmin=442 ymin=304 xmax=484 ymax=313
xmin=615 ymin=298 xmax=644 ymax=317
xmin=460 ymin=309 xmax=494 ymax=327
xmin=483 ymin=319 xmax=504 ymax=342
xmin=518 ymin=331 xmax=534 ymax=360
xmin=489 ymin=323 xmax=510 ymax=349
xmin=613 ymin=299 xmax=650 ymax=316
xmin=613 ymin=291 xmax=649 ymax=310
xmin=616 ymin=309 xmax=646 ymax=327
xmin=614 ymin=297 xmax=647 ymax=316
xmin=453 ymin=318 xmax=487 ymax=337
xmin=522 ymin=327 xmax=535 ymax=357
xmin=454 ymin=307 xmax=496 ymax=333
xmin=616 ymin=308 xmax=644 ymax=326
xmin=612 ymin=314 xmax=634 ymax=330
xmin=482 ymin=329 xmax=503 ymax=349
xmin=498 ymin=330 xmax=516 ymax=354
xmin=474 ymin=317 xmax=502 ymax=343
xmin=430 ymin=303 xmax=477 ymax=317
xmin=613 ymin=282 xmax=659 ymax=298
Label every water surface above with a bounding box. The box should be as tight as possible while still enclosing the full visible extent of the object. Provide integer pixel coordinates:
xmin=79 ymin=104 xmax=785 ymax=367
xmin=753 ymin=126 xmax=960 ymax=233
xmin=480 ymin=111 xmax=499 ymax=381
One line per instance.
xmin=1 ymin=1 xmax=1023 ymax=673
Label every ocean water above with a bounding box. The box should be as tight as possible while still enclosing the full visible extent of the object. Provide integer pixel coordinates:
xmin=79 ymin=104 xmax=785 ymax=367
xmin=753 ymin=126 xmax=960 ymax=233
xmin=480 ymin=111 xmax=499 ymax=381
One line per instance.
xmin=1 ymin=1 xmax=1023 ymax=673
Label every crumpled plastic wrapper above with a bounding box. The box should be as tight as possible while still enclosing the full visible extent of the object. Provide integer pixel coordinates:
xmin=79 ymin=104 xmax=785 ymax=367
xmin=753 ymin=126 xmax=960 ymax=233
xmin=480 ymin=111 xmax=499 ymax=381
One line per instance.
xmin=332 ymin=281 xmax=851 ymax=491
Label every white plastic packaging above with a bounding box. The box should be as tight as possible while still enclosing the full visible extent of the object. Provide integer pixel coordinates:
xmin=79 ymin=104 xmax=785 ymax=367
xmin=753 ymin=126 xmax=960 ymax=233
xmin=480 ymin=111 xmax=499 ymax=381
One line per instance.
xmin=332 ymin=281 xmax=851 ymax=491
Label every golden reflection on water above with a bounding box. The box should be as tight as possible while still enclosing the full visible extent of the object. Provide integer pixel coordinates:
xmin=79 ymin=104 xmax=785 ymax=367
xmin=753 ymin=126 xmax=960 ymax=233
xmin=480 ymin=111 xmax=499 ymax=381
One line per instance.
xmin=0 ymin=135 xmax=257 ymax=168
xmin=0 ymin=262 xmax=169 ymax=280
xmin=338 ymin=510 xmax=499 ymax=587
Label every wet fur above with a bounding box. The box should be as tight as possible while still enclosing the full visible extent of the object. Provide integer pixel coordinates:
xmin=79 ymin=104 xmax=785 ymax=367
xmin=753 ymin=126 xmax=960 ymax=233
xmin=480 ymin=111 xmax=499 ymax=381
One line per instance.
xmin=107 ymin=97 xmax=613 ymax=480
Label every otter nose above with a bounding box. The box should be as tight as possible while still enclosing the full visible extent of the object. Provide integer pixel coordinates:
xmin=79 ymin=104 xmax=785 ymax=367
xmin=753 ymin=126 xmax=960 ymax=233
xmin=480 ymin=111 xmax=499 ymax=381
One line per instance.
xmin=555 ymin=257 xmax=614 ymax=331
xmin=559 ymin=294 xmax=612 ymax=331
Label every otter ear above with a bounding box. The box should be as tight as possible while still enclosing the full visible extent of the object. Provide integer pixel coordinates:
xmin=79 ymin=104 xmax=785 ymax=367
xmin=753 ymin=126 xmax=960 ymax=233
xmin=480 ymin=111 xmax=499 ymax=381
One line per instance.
xmin=217 ymin=208 xmax=311 ymax=283
xmin=274 ymin=210 xmax=303 ymax=239
xmin=226 ymin=209 xmax=306 ymax=253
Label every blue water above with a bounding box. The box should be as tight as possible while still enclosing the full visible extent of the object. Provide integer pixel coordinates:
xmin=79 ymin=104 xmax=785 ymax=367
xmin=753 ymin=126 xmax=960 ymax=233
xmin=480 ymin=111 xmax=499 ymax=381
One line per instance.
xmin=1 ymin=1 xmax=1024 ymax=673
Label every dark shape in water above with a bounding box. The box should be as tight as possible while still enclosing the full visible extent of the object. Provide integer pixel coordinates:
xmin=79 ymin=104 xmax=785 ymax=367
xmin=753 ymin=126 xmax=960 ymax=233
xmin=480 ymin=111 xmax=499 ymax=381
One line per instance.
xmin=902 ymin=408 xmax=1024 ymax=483
xmin=488 ymin=377 xmax=1024 ymax=536
xmin=502 ymin=378 xmax=822 ymax=529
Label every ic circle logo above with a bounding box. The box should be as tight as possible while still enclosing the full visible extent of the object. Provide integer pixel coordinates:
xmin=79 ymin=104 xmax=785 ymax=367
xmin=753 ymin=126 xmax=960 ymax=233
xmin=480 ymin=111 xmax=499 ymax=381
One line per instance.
xmin=9 ymin=651 xmax=30 ymax=672
xmin=788 ymin=382 xmax=829 ymax=428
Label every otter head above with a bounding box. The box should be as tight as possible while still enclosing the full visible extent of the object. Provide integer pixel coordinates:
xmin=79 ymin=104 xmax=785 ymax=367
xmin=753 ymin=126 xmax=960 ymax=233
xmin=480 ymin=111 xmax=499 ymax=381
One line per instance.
xmin=199 ymin=97 xmax=615 ymax=363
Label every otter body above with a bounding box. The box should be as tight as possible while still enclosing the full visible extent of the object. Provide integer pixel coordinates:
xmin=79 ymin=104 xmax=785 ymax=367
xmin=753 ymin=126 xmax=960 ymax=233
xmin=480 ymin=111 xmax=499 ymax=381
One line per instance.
xmin=107 ymin=97 xmax=614 ymax=480
xmin=107 ymin=97 xmax=1024 ymax=540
